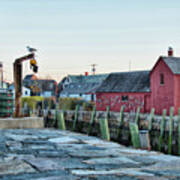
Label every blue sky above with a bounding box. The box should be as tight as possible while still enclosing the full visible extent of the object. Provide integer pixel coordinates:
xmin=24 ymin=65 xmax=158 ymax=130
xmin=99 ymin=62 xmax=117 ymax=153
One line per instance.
xmin=0 ymin=0 xmax=180 ymax=82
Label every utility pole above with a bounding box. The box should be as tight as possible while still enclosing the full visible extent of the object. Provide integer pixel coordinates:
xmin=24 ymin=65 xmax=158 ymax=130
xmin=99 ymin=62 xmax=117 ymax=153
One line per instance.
xmin=91 ymin=64 xmax=97 ymax=75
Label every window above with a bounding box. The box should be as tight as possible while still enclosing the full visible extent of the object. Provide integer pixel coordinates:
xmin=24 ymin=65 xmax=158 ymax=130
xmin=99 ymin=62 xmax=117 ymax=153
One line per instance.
xmin=160 ymin=73 xmax=164 ymax=85
xmin=121 ymin=95 xmax=128 ymax=102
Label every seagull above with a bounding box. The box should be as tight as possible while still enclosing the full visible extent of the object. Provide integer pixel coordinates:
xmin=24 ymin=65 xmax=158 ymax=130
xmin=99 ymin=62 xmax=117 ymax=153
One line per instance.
xmin=26 ymin=46 xmax=37 ymax=53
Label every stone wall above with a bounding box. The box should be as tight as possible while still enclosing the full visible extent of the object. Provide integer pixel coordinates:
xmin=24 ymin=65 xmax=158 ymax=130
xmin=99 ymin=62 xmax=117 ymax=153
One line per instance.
xmin=62 ymin=110 xmax=180 ymax=155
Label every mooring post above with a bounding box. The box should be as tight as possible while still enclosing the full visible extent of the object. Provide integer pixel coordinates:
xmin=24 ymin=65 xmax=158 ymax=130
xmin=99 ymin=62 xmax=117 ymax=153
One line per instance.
xmin=117 ymin=106 xmax=124 ymax=138
xmin=158 ymin=109 xmax=167 ymax=151
xmin=148 ymin=108 xmax=155 ymax=131
xmin=129 ymin=122 xmax=140 ymax=148
xmin=87 ymin=106 xmax=96 ymax=135
xmin=57 ymin=111 xmax=66 ymax=130
xmin=99 ymin=118 xmax=110 ymax=141
xmin=168 ymin=107 xmax=174 ymax=154
xmin=72 ymin=104 xmax=80 ymax=131
xmin=178 ymin=108 xmax=180 ymax=156
xmin=135 ymin=106 xmax=141 ymax=125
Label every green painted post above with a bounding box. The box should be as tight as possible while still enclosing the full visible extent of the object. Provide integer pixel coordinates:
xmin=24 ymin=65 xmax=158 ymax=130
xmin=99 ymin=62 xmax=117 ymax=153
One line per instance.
xmin=72 ymin=104 xmax=80 ymax=131
xmin=106 ymin=106 xmax=110 ymax=119
xmin=99 ymin=118 xmax=110 ymax=141
xmin=168 ymin=107 xmax=174 ymax=154
xmin=158 ymin=109 xmax=166 ymax=151
xmin=148 ymin=108 xmax=155 ymax=131
xmin=87 ymin=106 xmax=96 ymax=135
xmin=57 ymin=111 xmax=66 ymax=130
xmin=55 ymin=103 xmax=59 ymax=120
xmin=135 ymin=106 xmax=141 ymax=125
xmin=117 ymin=106 xmax=124 ymax=138
xmin=178 ymin=108 xmax=180 ymax=156
xmin=129 ymin=122 xmax=140 ymax=148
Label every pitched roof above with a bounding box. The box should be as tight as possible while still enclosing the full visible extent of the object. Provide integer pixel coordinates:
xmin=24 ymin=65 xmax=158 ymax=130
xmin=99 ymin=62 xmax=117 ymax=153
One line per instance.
xmin=96 ymin=71 xmax=150 ymax=93
xmin=161 ymin=56 xmax=180 ymax=74
xmin=24 ymin=74 xmax=37 ymax=80
xmin=60 ymin=74 xmax=108 ymax=95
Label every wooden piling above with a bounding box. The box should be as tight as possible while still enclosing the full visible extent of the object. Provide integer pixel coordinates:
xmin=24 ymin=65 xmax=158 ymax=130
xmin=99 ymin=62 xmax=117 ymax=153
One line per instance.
xmin=129 ymin=122 xmax=140 ymax=148
xmin=135 ymin=106 xmax=141 ymax=125
xmin=158 ymin=109 xmax=166 ymax=152
xmin=117 ymin=106 xmax=124 ymax=138
xmin=99 ymin=118 xmax=110 ymax=141
xmin=106 ymin=106 xmax=110 ymax=119
xmin=148 ymin=108 xmax=155 ymax=131
xmin=87 ymin=106 xmax=96 ymax=135
xmin=168 ymin=107 xmax=174 ymax=154
xmin=57 ymin=111 xmax=66 ymax=130
xmin=72 ymin=105 xmax=80 ymax=131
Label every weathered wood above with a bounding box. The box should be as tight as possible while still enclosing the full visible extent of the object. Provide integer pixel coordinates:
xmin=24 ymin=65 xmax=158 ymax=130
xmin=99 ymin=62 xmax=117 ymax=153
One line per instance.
xmin=139 ymin=130 xmax=151 ymax=150
xmin=87 ymin=106 xmax=96 ymax=135
xmin=158 ymin=109 xmax=166 ymax=151
xmin=106 ymin=106 xmax=110 ymax=119
xmin=135 ymin=106 xmax=141 ymax=125
xmin=178 ymin=108 xmax=180 ymax=156
xmin=148 ymin=108 xmax=155 ymax=131
xmin=129 ymin=122 xmax=140 ymax=148
xmin=168 ymin=107 xmax=174 ymax=154
xmin=14 ymin=53 xmax=35 ymax=117
xmin=57 ymin=112 xmax=66 ymax=130
xmin=72 ymin=105 xmax=80 ymax=131
xmin=117 ymin=106 xmax=124 ymax=138
xmin=99 ymin=118 xmax=110 ymax=141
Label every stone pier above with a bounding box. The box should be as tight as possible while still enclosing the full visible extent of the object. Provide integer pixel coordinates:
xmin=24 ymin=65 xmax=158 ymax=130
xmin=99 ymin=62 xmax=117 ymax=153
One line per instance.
xmin=0 ymin=129 xmax=180 ymax=179
xmin=0 ymin=117 xmax=44 ymax=129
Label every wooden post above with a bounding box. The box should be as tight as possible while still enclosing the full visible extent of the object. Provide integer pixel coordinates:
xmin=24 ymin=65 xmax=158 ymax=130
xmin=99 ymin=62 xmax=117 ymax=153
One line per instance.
xmin=168 ymin=107 xmax=174 ymax=154
xmin=158 ymin=109 xmax=166 ymax=151
xmin=57 ymin=111 xmax=66 ymax=130
xmin=106 ymin=106 xmax=110 ymax=119
xmin=87 ymin=106 xmax=96 ymax=135
xmin=129 ymin=122 xmax=140 ymax=148
xmin=135 ymin=106 xmax=141 ymax=125
xmin=13 ymin=53 xmax=34 ymax=117
xmin=117 ymin=106 xmax=124 ymax=138
xmin=99 ymin=118 xmax=110 ymax=141
xmin=178 ymin=108 xmax=180 ymax=156
xmin=72 ymin=105 xmax=80 ymax=131
xmin=148 ymin=108 xmax=155 ymax=131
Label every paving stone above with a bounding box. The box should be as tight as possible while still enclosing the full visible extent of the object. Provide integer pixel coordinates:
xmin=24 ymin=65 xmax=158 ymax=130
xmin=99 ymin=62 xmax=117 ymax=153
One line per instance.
xmin=24 ymin=158 xmax=64 ymax=171
xmin=0 ymin=170 xmax=71 ymax=180
xmin=69 ymin=149 xmax=117 ymax=158
xmin=71 ymin=168 xmax=155 ymax=176
xmin=82 ymin=139 xmax=123 ymax=148
xmin=5 ymin=133 xmax=38 ymax=141
xmin=83 ymin=157 xmax=140 ymax=168
xmin=28 ymin=145 xmax=55 ymax=150
xmin=37 ymin=150 xmax=68 ymax=158
xmin=48 ymin=137 xmax=79 ymax=144
xmin=55 ymin=157 xmax=90 ymax=169
xmin=0 ymin=129 xmax=180 ymax=179
xmin=0 ymin=159 xmax=36 ymax=175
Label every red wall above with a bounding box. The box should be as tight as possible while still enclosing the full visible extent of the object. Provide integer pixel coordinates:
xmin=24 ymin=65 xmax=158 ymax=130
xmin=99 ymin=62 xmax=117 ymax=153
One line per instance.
xmin=150 ymin=59 xmax=174 ymax=114
xmin=174 ymin=75 xmax=180 ymax=114
xmin=96 ymin=92 xmax=150 ymax=113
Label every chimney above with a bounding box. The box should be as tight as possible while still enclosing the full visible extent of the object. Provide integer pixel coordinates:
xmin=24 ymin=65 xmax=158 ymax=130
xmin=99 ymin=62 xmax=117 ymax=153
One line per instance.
xmin=168 ymin=47 xmax=173 ymax=57
xmin=85 ymin=72 xmax=88 ymax=76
